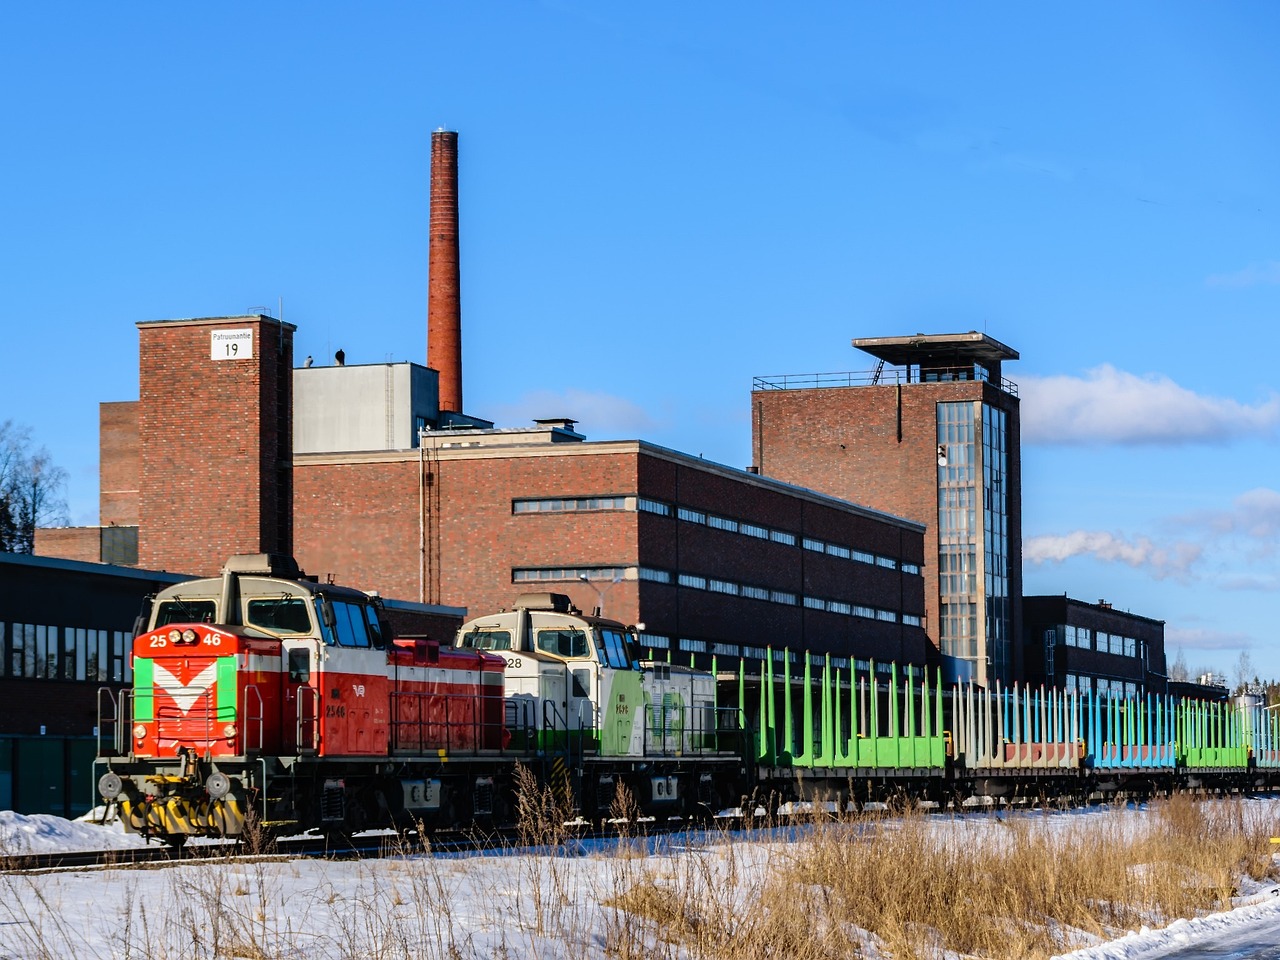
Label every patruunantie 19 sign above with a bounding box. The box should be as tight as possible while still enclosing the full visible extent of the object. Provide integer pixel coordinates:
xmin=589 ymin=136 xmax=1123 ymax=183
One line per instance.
xmin=211 ymin=328 xmax=254 ymax=360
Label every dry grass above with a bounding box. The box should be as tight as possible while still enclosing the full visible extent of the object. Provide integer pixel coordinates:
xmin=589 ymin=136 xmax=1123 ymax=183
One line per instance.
xmin=598 ymin=794 xmax=1280 ymax=960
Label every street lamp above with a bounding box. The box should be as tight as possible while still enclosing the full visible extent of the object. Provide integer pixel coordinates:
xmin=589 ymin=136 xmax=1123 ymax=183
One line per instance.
xmin=578 ymin=572 xmax=623 ymax=617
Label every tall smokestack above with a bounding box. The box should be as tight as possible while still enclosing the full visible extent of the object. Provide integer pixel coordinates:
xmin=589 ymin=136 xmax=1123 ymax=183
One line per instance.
xmin=428 ymin=129 xmax=462 ymax=413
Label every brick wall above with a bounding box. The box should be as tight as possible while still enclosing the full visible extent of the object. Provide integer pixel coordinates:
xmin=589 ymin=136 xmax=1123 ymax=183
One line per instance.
xmin=31 ymin=528 xmax=102 ymax=564
xmin=752 ymin=381 xmax=1023 ymax=676
xmin=100 ymin=401 xmax=139 ymax=526
xmin=136 ymin=316 xmax=294 ymax=575
xmin=294 ymin=442 xmax=929 ymax=668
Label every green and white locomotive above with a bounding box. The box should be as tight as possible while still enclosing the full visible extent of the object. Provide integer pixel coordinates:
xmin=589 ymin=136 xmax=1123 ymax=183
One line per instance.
xmin=455 ymin=592 xmax=741 ymax=817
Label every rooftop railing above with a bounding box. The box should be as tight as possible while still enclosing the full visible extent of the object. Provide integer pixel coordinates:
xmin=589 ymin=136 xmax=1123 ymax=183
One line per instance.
xmin=753 ymin=365 xmax=1019 ymax=397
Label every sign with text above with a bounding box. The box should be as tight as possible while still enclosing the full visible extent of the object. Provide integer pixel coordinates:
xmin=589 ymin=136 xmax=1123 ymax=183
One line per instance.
xmin=211 ymin=328 xmax=254 ymax=361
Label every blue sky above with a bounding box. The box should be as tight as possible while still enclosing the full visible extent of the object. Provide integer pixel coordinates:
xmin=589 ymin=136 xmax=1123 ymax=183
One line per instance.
xmin=3 ymin=3 xmax=1278 ymax=679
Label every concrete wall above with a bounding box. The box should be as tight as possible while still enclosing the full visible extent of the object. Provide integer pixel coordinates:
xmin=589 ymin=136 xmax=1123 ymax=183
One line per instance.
xmin=294 ymin=362 xmax=440 ymax=454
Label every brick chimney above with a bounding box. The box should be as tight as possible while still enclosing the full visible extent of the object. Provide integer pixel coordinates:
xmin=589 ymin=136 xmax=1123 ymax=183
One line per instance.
xmin=428 ymin=129 xmax=462 ymax=413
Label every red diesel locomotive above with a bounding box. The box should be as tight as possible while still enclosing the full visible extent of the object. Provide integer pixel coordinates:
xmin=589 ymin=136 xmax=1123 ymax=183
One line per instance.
xmin=97 ymin=555 xmax=510 ymax=843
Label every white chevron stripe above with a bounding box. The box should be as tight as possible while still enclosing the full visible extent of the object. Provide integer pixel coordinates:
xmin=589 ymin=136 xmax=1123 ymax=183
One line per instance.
xmin=152 ymin=662 xmax=219 ymax=715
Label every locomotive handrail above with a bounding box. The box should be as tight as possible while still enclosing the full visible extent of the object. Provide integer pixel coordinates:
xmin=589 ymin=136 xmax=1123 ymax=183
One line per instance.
xmin=296 ymin=686 xmax=320 ymax=753
xmin=240 ymin=685 xmax=265 ymax=755
xmin=95 ymin=686 xmax=125 ymax=758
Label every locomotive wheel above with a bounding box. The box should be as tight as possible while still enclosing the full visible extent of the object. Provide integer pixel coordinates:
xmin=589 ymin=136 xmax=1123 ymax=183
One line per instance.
xmin=159 ymin=833 xmax=188 ymax=850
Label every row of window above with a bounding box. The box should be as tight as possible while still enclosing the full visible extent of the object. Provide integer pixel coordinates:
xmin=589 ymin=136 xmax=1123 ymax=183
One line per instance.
xmin=511 ymin=494 xmax=921 ymax=576
xmin=513 ymin=566 xmax=628 ymax=584
xmin=1063 ymin=674 xmax=1140 ymax=699
xmin=0 ymin=622 xmax=133 ymax=683
xmin=511 ymin=564 xmax=920 ymax=628
xmin=635 ymin=633 xmax=903 ymax=674
xmin=1061 ymin=625 xmax=1143 ymax=659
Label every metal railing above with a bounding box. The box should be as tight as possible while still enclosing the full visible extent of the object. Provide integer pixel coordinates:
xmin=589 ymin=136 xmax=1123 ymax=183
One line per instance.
xmin=96 ymin=685 xmax=266 ymax=758
xmin=754 ymin=366 xmax=1018 ymax=397
xmin=389 ymin=690 xmax=509 ymax=755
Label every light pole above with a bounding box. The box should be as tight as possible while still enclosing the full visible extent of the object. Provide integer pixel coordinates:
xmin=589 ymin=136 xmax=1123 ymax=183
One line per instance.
xmin=578 ymin=573 xmax=623 ymax=617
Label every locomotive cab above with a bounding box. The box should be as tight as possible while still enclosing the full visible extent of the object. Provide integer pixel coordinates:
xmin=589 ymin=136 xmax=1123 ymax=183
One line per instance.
xmin=456 ymin=593 xmax=718 ymax=762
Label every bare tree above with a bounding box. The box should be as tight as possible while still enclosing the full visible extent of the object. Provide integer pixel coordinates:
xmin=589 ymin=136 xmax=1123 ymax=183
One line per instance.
xmin=0 ymin=420 xmax=69 ymax=553
xmin=1169 ymin=645 xmax=1189 ymax=683
xmin=1234 ymin=650 xmax=1257 ymax=696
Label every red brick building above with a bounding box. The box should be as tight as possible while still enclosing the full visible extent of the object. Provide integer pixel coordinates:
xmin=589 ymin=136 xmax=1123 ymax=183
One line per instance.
xmin=751 ymin=333 xmax=1023 ymax=686
xmin=38 ymin=320 xmax=930 ymax=674
xmin=33 ymin=130 xmax=932 ymax=674
xmin=293 ymin=427 xmax=928 ymax=671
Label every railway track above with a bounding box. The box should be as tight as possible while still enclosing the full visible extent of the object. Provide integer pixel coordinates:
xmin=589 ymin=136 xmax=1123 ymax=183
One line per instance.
xmin=9 ymin=790 xmax=1276 ymax=874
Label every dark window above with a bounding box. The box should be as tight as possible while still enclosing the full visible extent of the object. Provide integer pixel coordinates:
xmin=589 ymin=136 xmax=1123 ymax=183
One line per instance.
xmin=154 ymin=599 xmax=217 ymax=627
xmin=537 ymin=629 xmax=588 ymax=658
xmin=459 ymin=629 xmax=512 ymax=651
xmin=288 ymin=647 xmax=310 ymax=683
xmin=363 ymin=606 xmax=386 ymax=649
xmin=246 ymin=597 xmax=313 ymax=635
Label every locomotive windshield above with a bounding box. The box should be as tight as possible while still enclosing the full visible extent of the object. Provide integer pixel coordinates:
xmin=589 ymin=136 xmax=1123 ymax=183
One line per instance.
xmin=153 ymin=598 xmax=216 ymax=626
xmin=536 ymin=628 xmax=589 ymax=658
xmin=597 ymin=628 xmax=637 ymax=669
xmin=316 ymin=598 xmax=385 ymax=649
xmin=459 ymin=627 xmax=512 ymax=650
xmin=246 ymin=597 xmax=313 ymax=635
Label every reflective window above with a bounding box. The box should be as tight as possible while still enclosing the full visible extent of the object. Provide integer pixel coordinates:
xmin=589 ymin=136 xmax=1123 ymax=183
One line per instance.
xmin=154 ymin=599 xmax=217 ymax=627
xmin=459 ymin=628 xmax=512 ymax=651
xmin=247 ymin=597 xmax=314 ymax=635
xmin=537 ymin=628 xmax=588 ymax=658
xmin=513 ymin=496 xmax=628 ymax=513
xmin=707 ymin=515 xmax=738 ymax=533
xmin=598 ymin=628 xmax=633 ymax=668
xmin=335 ymin=602 xmax=370 ymax=648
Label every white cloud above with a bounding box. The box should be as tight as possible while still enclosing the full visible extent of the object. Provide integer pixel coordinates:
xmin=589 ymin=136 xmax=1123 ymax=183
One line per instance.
xmin=1204 ymin=487 xmax=1280 ymax=539
xmin=486 ymin=389 xmax=660 ymax=438
xmin=1172 ymin=488 xmax=1280 ymax=569
xmin=1020 ymin=364 xmax=1280 ymax=445
xmin=1165 ymin=626 xmax=1253 ymax=652
xmin=1024 ymin=530 xmax=1201 ymax=580
xmin=1206 ymin=261 xmax=1280 ymax=288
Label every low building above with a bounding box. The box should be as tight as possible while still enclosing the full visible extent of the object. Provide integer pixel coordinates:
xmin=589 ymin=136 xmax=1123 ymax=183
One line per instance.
xmin=1022 ymin=595 xmax=1167 ymax=698
xmin=0 ymin=553 xmax=188 ymax=816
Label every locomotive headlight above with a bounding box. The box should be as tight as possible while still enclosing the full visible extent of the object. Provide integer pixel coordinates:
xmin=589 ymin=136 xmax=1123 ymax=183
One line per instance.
xmin=205 ymin=771 xmax=232 ymax=799
xmin=167 ymin=629 xmax=181 ymax=644
xmin=222 ymin=723 xmax=237 ymax=740
xmin=98 ymin=771 xmax=124 ymax=800
xmin=181 ymin=628 xmax=197 ymax=644
xmin=133 ymin=723 xmax=147 ymax=740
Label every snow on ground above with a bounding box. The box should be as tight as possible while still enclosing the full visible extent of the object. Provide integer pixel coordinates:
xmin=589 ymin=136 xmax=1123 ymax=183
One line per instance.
xmin=0 ymin=808 xmax=149 ymax=854
xmin=0 ymin=802 xmax=1276 ymax=959
xmin=1054 ymin=891 xmax=1280 ymax=959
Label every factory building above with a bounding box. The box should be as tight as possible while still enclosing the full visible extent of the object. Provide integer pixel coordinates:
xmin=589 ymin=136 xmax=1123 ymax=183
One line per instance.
xmin=34 ymin=130 xmax=931 ymax=678
xmin=751 ymin=333 xmax=1023 ymax=687
xmin=0 ymin=553 xmax=187 ymax=816
xmin=28 ymin=129 xmax=1177 ymax=698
